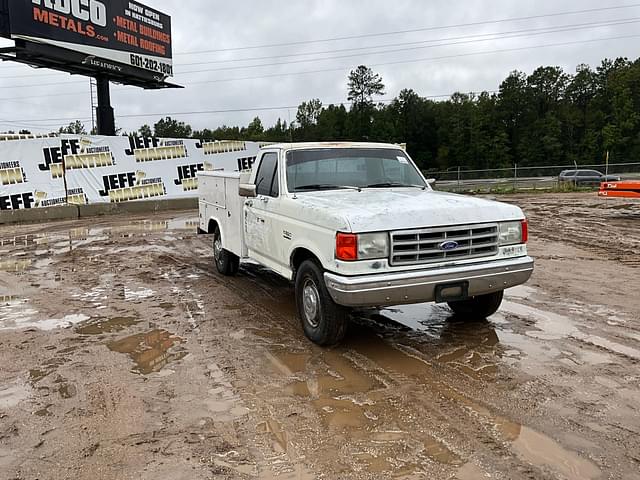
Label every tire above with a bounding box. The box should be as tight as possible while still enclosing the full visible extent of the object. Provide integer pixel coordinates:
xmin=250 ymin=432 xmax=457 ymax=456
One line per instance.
xmin=295 ymin=260 xmax=349 ymax=346
xmin=447 ymin=290 xmax=504 ymax=319
xmin=213 ymin=226 xmax=239 ymax=276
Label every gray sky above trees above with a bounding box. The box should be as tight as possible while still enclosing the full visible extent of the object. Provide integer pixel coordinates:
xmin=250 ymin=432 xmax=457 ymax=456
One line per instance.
xmin=1 ymin=0 xmax=639 ymax=134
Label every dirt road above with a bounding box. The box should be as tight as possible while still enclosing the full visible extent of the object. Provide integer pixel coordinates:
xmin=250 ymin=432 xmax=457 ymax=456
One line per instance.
xmin=1 ymin=192 xmax=639 ymax=480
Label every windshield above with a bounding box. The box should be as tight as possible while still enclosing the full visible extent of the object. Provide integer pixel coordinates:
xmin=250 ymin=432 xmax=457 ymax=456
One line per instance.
xmin=286 ymin=148 xmax=426 ymax=192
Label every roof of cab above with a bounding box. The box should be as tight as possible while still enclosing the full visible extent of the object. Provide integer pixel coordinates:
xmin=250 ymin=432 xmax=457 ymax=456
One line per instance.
xmin=260 ymin=141 xmax=405 ymax=151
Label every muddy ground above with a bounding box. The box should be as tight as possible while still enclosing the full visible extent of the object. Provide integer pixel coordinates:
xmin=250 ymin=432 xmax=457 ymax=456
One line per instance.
xmin=0 ymin=192 xmax=639 ymax=480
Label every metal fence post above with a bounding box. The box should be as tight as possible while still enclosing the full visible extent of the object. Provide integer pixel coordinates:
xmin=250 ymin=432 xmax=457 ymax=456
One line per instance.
xmin=457 ymin=166 xmax=461 ymax=190
xmin=513 ymin=163 xmax=518 ymax=191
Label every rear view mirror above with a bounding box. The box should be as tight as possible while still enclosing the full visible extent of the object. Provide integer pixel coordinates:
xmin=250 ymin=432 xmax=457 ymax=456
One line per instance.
xmin=239 ymin=183 xmax=257 ymax=198
xmin=426 ymin=178 xmax=436 ymax=186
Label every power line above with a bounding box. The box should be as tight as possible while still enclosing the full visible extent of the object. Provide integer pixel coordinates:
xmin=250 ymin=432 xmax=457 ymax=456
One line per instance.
xmin=1 ymin=29 xmax=638 ymax=92
xmin=0 ymin=118 xmax=70 ymax=129
xmin=0 ymin=3 xmax=638 ymax=69
xmin=1 ymin=91 xmax=500 ymax=124
xmin=1 ymin=16 xmax=635 ymax=80
xmin=0 ymin=32 xmax=635 ymax=110
xmin=181 ymin=33 xmax=640 ymax=86
xmin=0 ymin=79 xmax=86 ymax=89
xmin=174 ymin=18 xmax=640 ymax=67
xmin=174 ymin=4 xmax=640 ymax=54
xmin=176 ymin=19 xmax=640 ymax=75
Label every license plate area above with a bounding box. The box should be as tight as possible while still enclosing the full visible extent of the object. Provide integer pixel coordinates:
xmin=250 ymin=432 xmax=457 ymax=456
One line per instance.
xmin=435 ymin=281 xmax=469 ymax=303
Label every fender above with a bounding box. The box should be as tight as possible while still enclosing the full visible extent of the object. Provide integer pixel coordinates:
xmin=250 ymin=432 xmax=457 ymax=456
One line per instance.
xmin=288 ymin=243 xmax=328 ymax=281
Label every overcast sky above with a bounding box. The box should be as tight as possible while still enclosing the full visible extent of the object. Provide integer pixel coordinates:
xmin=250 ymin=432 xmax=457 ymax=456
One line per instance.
xmin=1 ymin=0 xmax=639 ymax=134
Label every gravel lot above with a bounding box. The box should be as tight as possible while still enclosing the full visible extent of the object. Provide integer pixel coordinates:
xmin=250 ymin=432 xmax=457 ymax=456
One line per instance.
xmin=1 ymin=192 xmax=639 ymax=480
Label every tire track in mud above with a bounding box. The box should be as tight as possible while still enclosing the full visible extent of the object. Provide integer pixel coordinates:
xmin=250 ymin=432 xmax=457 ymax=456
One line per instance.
xmin=167 ymin=238 xmax=603 ymax=480
xmin=2 ymin=206 xmax=636 ymax=479
xmin=508 ymin=194 xmax=640 ymax=267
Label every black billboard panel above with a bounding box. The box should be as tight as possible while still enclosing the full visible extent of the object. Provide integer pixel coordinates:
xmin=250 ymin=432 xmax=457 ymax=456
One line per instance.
xmin=3 ymin=0 xmax=173 ymax=81
xmin=0 ymin=1 xmax=9 ymax=37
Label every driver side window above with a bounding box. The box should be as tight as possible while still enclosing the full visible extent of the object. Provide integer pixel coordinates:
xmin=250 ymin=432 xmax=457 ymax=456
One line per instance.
xmin=255 ymin=152 xmax=279 ymax=197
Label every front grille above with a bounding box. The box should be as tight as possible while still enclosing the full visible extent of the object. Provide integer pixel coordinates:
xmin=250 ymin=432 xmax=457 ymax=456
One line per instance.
xmin=390 ymin=223 xmax=499 ymax=266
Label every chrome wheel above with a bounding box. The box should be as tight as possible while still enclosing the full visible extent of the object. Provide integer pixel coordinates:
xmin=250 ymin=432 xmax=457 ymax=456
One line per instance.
xmin=214 ymin=235 xmax=222 ymax=264
xmin=302 ymin=279 xmax=320 ymax=327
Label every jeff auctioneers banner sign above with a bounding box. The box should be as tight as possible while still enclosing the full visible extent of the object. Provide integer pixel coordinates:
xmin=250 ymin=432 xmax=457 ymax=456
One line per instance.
xmin=7 ymin=0 xmax=173 ymax=78
xmin=0 ymin=136 xmax=261 ymax=211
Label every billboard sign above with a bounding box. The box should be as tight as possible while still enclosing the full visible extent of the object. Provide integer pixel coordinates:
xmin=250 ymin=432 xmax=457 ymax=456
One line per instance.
xmin=4 ymin=0 xmax=173 ymax=80
xmin=0 ymin=136 xmax=264 ymax=211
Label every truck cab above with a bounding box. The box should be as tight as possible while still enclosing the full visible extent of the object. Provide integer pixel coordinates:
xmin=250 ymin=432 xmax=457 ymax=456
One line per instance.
xmin=199 ymin=142 xmax=533 ymax=345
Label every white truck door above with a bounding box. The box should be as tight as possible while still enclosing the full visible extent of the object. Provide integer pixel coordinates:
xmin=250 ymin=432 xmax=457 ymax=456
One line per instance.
xmin=244 ymin=151 xmax=283 ymax=271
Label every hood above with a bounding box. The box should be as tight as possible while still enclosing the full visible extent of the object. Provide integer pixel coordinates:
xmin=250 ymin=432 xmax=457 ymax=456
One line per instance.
xmin=295 ymin=189 xmax=524 ymax=232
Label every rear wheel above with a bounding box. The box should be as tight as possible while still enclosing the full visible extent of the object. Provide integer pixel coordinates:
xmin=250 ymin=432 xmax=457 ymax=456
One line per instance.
xmin=213 ymin=226 xmax=239 ymax=276
xmin=295 ymin=260 xmax=348 ymax=346
xmin=447 ymin=291 xmax=504 ymax=318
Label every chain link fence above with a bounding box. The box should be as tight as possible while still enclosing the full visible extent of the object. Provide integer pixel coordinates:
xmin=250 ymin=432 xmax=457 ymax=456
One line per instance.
xmin=425 ymin=162 xmax=640 ymax=193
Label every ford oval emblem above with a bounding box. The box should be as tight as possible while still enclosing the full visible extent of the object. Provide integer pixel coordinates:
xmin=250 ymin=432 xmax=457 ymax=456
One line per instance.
xmin=440 ymin=241 xmax=459 ymax=251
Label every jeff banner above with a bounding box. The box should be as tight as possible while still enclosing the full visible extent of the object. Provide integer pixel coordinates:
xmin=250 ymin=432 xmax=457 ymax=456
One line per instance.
xmin=6 ymin=0 xmax=173 ymax=78
xmin=0 ymin=135 xmax=261 ymax=211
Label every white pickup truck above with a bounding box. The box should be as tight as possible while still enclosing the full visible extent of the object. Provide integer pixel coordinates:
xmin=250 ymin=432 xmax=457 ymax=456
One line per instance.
xmin=198 ymin=142 xmax=533 ymax=345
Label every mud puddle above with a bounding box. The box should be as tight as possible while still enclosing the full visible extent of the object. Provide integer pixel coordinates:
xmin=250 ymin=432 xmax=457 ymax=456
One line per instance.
xmin=262 ymin=327 xmax=602 ymax=479
xmin=0 ymin=310 xmax=90 ymax=332
xmin=0 ymin=214 xmax=199 ymax=275
xmin=75 ymin=316 xmax=139 ymax=335
xmin=1 ymin=200 xmax=638 ymax=479
xmin=0 ymin=380 xmax=31 ymax=409
xmin=107 ymin=329 xmax=187 ymax=375
xmin=249 ymin=280 xmax=609 ymax=478
xmin=500 ymin=300 xmax=640 ymax=362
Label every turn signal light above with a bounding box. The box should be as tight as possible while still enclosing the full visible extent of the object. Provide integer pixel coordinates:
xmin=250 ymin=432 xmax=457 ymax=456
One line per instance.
xmin=336 ymin=233 xmax=358 ymax=261
xmin=521 ymin=219 xmax=529 ymax=243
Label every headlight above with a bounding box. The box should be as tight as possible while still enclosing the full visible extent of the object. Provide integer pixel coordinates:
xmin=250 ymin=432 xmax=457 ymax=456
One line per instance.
xmin=358 ymin=232 xmax=389 ymax=260
xmin=499 ymin=221 xmax=524 ymax=246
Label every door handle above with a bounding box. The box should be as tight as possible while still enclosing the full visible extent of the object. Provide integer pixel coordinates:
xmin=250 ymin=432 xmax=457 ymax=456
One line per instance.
xmin=260 ymin=197 xmax=269 ymax=203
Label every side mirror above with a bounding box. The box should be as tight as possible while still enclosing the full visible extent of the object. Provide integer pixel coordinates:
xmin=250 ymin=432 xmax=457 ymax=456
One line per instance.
xmin=426 ymin=178 xmax=436 ymax=186
xmin=239 ymin=183 xmax=257 ymax=198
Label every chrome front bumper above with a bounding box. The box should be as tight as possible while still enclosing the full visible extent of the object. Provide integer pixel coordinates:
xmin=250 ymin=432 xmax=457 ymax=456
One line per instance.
xmin=324 ymin=256 xmax=534 ymax=307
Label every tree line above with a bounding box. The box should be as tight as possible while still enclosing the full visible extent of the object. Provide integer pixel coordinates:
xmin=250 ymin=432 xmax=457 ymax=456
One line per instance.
xmin=53 ymin=57 xmax=640 ymax=171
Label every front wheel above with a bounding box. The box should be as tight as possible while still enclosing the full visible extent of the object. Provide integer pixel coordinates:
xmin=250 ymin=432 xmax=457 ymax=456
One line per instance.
xmin=447 ymin=291 xmax=504 ymax=319
xmin=295 ymin=260 xmax=349 ymax=346
xmin=213 ymin=226 xmax=239 ymax=276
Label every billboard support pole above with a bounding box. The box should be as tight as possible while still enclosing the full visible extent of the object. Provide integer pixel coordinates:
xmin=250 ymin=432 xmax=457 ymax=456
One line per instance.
xmin=95 ymin=77 xmax=115 ymax=136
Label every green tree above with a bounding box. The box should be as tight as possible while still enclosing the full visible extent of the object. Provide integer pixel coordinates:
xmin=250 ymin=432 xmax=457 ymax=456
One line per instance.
xmin=316 ymin=104 xmax=348 ymax=141
xmin=141 ymin=56 xmax=640 ymax=171
xmin=244 ymin=117 xmax=265 ymax=140
xmin=347 ymin=65 xmax=385 ymax=107
xmin=153 ymin=117 xmax=193 ymax=138
xmin=59 ymin=120 xmax=87 ymax=135
xmin=296 ymin=99 xmax=323 ymax=128
xmin=138 ymin=124 xmax=153 ymax=137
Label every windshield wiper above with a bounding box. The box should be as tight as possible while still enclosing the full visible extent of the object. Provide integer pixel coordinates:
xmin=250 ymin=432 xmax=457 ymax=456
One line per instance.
xmin=295 ymin=184 xmax=362 ymax=192
xmin=365 ymin=182 xmax=427 ymax=190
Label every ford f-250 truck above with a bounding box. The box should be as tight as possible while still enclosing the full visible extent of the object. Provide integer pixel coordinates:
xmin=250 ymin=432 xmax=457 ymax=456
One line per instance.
xmin=198 ymin=142 xmax=533 ymax=345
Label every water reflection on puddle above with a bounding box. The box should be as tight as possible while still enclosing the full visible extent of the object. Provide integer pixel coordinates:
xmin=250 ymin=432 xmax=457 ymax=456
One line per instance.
xmin=256 ymin=287 xmax=606 ymax=479
xmin=0 ymin=306 xmax=89 ymax=331
xmin=107 ymin=330 xmax=186 ymax=375
xmin=265 ymin=328 xmax=601 ymax=479
xmin=0 ymin=215 xmax=199 ymax=272
xmin=267 ymin=339 xmax=464 ymax=471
